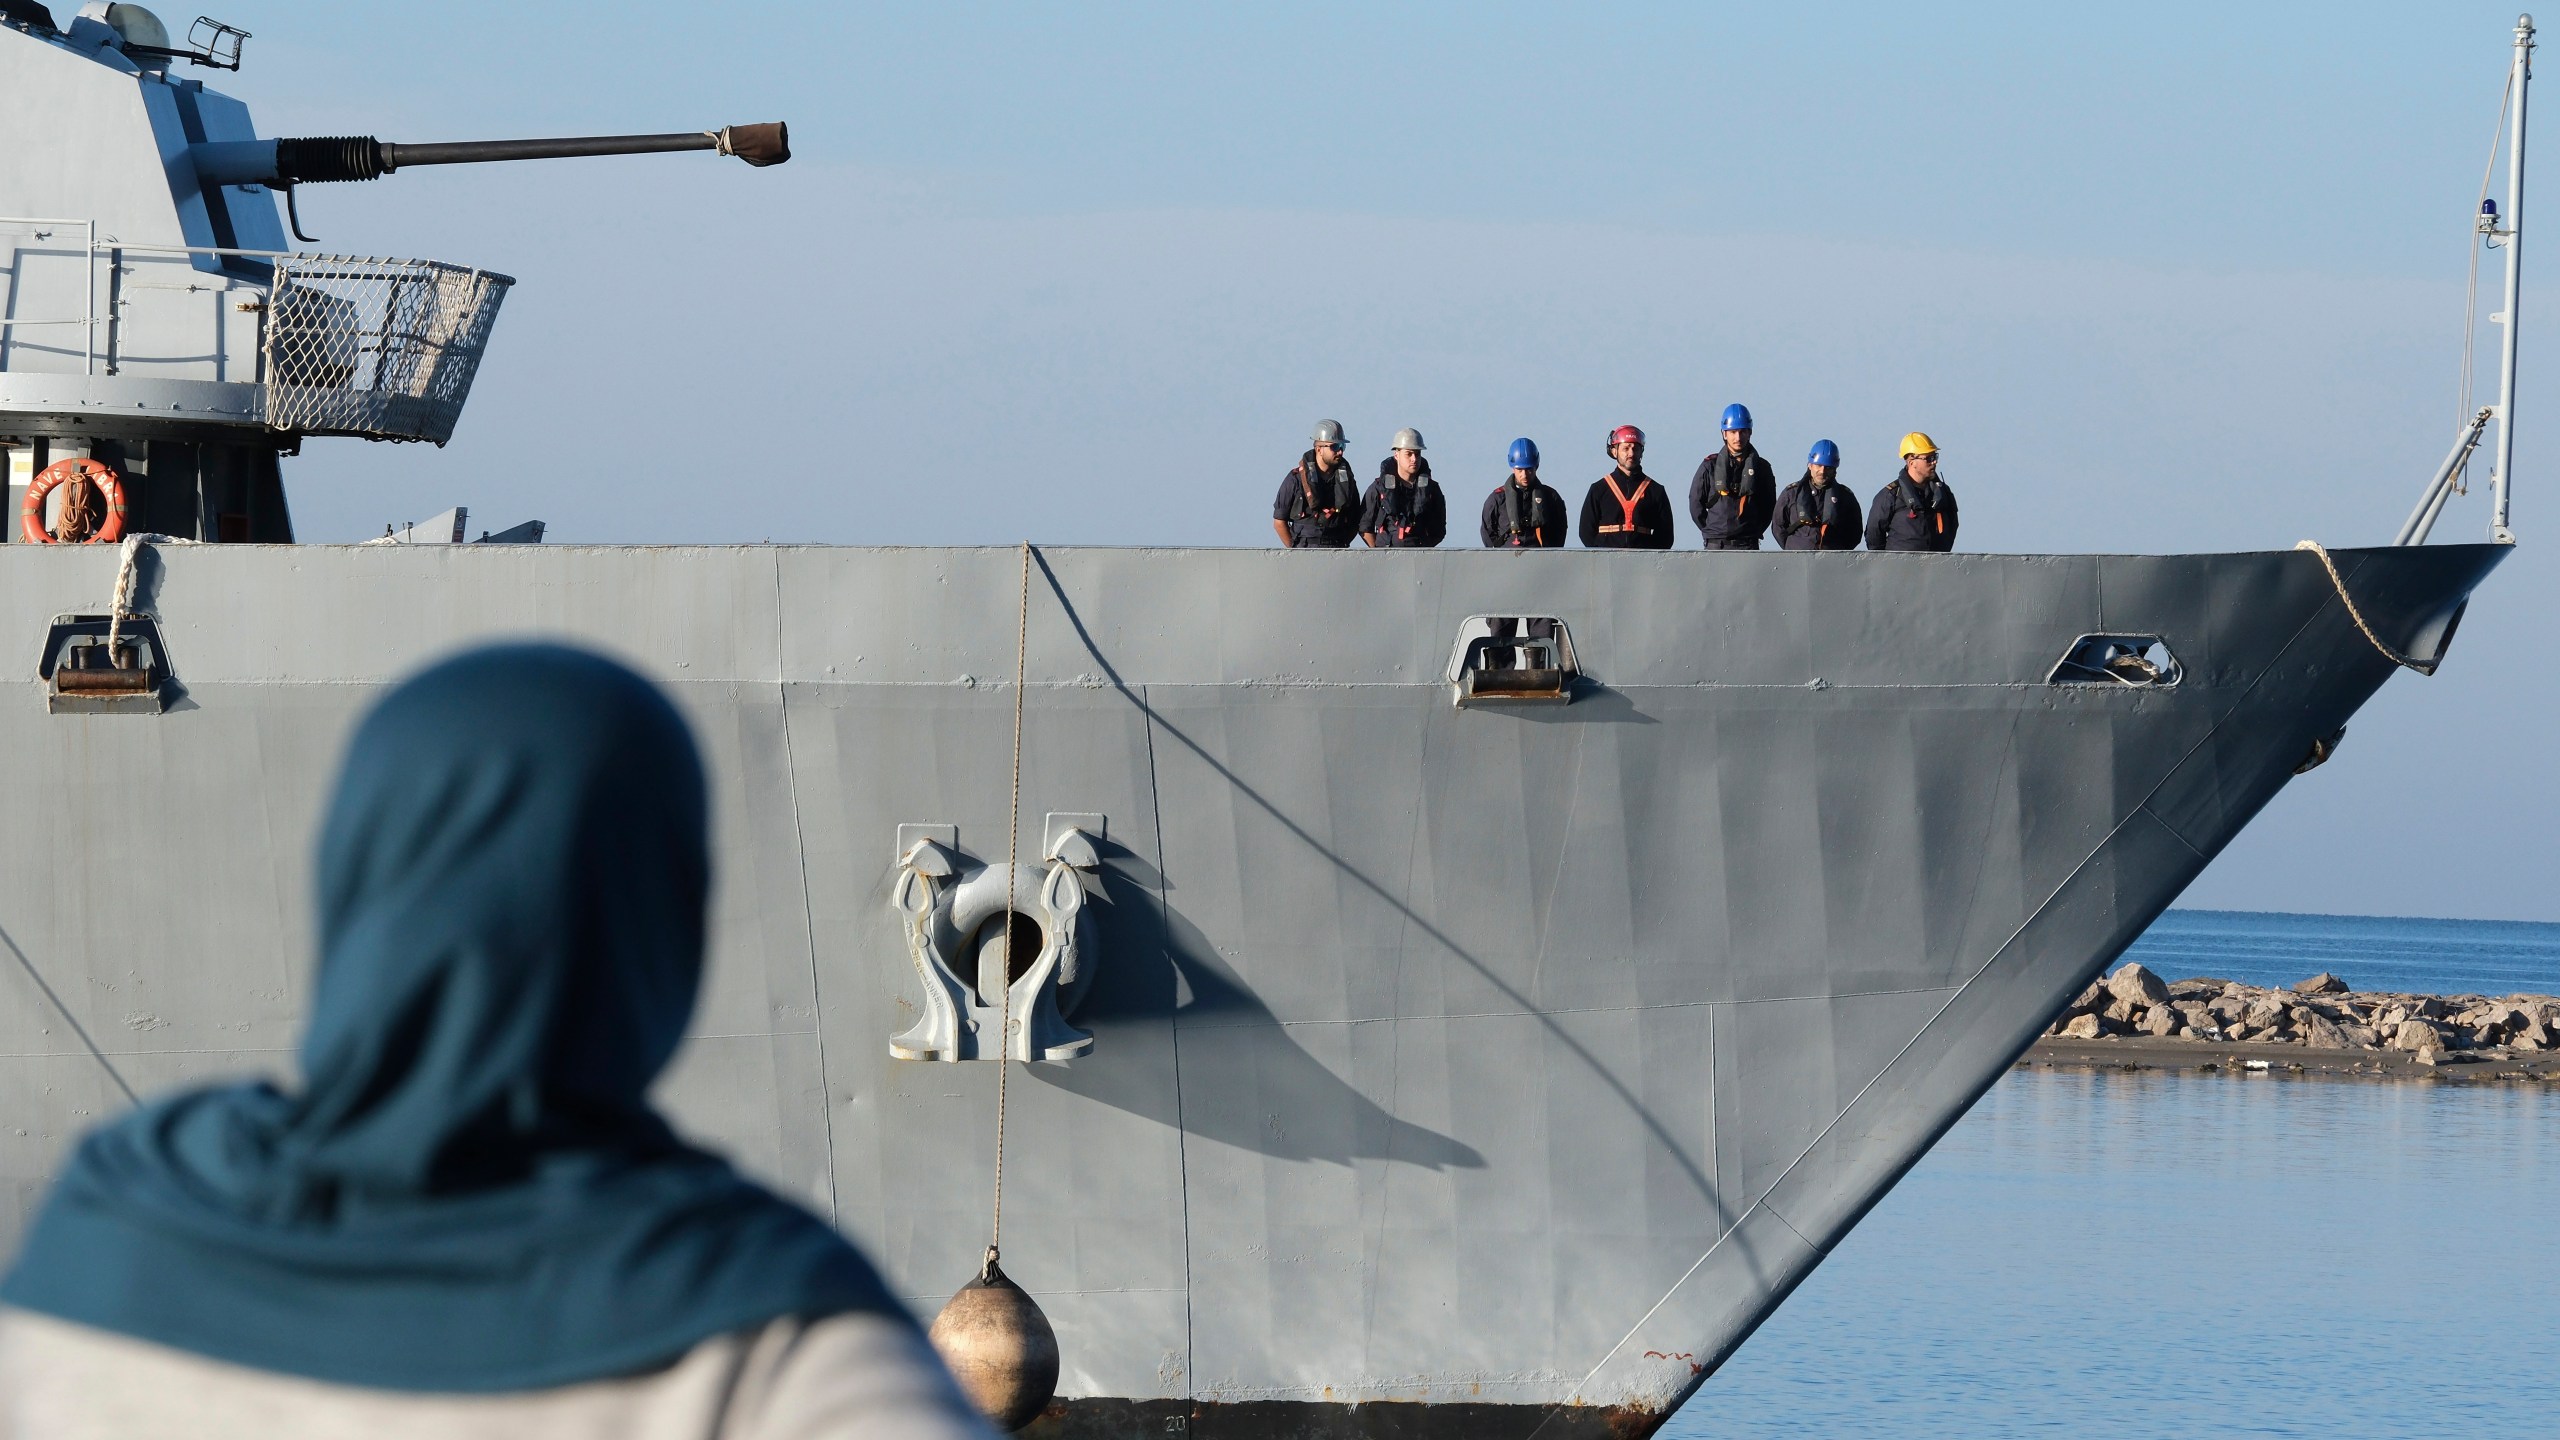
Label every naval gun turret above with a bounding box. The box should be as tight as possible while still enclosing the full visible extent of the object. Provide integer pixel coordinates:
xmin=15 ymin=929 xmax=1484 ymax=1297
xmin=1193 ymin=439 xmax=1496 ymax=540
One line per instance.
xmin=0 ymin=3 xmax=789 ymax=544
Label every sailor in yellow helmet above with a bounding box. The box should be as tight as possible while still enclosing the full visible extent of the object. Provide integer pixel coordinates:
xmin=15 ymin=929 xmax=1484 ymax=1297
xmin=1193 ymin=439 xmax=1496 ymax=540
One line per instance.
xmin=1865 ymin=431 xmax=1960 ymax=551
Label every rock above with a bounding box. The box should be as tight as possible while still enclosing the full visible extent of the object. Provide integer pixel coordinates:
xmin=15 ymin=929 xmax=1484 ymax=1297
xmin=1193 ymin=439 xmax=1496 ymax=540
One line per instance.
xmin=2107 ymin=962 xmax=2172 ymax=1008
xmin=2069 ymin=979 xmax=2107 ymax=1011
xmin=2340 ymin=1024 xmax=2379 ymax=1049
xmin=2168 ymin=978 xmax=2226 ymax=1000
xmin=2392 ymin=1019 xmax=2447 ymax=1053
xmin=2293 ymin=972 xmax=2350 ymax=995
xmin=2244 ymin=997 xmax=2287 ymax=1027
xmin=2514 ymin=1017 xmax=2551 ymax=1051
xmin=2299 ymin=1013 xmax=2351 ymax=1049
xmin=2414 ymin=1047 xmax=2441 ymax=1067
xmin=2103 ymin=997 xmax=2138 ymax=1024
xmin=2143 ymin=1005 xmax=2179 ymax=1037
xmin=2060 ymin=1013 xmax=2106 ymax=1040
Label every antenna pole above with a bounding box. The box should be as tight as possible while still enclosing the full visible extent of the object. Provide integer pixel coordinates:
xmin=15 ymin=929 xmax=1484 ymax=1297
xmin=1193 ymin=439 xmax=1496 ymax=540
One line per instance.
xmin=2493 ymin=14 xmax=2535 ymax=542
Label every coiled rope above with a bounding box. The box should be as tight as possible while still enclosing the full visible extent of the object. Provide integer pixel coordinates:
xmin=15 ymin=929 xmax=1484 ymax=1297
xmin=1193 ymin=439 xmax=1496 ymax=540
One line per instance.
xmin=988 ymin=542 xmax=1031 ymax=1274
xmin=2296 ymin=540 xmax=2439 ymax=675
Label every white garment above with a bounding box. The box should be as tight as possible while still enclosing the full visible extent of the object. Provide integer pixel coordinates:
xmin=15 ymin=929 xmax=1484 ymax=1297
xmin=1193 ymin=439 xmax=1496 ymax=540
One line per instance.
xmin=0 ymin=1307 xmax=996 ymax=1440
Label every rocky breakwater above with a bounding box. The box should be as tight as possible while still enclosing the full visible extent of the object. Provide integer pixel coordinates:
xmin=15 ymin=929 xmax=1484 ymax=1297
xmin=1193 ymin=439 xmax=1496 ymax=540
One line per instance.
xmin=2026 ymin=963 xmax=2560 ymax=1082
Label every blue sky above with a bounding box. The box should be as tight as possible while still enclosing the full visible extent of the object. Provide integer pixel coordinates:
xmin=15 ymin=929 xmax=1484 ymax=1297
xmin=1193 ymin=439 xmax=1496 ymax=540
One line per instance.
xmin=198 ymin=1 xmax=2552 ymax=919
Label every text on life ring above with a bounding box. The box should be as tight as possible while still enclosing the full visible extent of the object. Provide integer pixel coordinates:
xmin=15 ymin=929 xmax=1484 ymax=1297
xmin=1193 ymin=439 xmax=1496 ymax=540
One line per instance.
xmin=19 ymin=458 xmax=126 ymax=544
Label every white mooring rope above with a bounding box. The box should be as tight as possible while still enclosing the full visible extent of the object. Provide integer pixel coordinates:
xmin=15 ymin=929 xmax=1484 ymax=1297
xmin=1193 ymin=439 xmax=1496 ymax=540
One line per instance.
xmin=104 ymin=534 xmax=146 ymax=652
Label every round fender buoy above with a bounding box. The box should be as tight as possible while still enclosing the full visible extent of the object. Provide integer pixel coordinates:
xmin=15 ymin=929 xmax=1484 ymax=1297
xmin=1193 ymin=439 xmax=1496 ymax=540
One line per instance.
xmin=20 ymin=457 xmax=126 ymax=544
xmin=928 ymin=1249 xmax=1060 ymax=1432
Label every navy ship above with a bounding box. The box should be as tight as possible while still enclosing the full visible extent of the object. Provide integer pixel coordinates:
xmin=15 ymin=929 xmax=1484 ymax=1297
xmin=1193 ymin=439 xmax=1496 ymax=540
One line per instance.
xmin=0 ymin=6 xmax=2528 ymax=1436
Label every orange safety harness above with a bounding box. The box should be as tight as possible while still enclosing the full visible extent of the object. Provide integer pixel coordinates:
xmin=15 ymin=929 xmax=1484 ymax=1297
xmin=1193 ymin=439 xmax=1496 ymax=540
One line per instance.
xmin=19 ymin=457 xmax=126 ymax=545
xmin=1598 ymin=474 xmax=1655 ymax=537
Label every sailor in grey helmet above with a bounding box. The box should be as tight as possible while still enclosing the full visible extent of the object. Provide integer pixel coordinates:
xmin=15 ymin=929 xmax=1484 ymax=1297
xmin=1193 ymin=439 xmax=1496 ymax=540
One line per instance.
xmin=1358 ymin=428 xmax=1447 ymax=548
xmin=1272 ymin=419 xmax=1363 ymax=547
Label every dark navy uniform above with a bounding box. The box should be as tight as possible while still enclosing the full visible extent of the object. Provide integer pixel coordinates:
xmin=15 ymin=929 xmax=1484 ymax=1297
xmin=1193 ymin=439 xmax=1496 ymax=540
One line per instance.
xmin=1577 ymin=469 xmax=1674 ymax=549
xmin=1688 ymin=446 xmax=1777 ymax=549
xmin=1480 ymin=477 xmax=1567 ymax=547
xmin=1359 ymin=461 xmax=1447 ymax=547
xmin=1273 ymin=451 xmax=1362 ymax=547
xmin=1772 ymin=474 xmax=1863 ymax=551
xmin=1865 ymin=474 xmax=1960 ymax=552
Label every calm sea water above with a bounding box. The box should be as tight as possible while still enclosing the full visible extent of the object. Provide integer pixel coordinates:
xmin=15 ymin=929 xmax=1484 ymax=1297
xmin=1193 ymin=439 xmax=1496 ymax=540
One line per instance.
xmin=2122 ymin=908 xmax=2560 ymax=996
xmin=1661 ymin=911 xmax=2560 ymax=1440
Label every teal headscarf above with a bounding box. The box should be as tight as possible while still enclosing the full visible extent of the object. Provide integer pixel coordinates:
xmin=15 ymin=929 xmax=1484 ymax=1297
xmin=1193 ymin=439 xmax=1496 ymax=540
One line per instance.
xmin=3 ymin=643 xmax=898 ymax=1391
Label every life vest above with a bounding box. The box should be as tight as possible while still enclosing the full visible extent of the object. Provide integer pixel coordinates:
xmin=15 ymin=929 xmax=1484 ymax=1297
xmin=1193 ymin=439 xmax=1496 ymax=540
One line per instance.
xmin=1371 ymin=463 xmax=1436 ymax=545
xmin=1894 ymin=476 xmax=1950 ymax=537
xmin=1702 ymin=449 xmax=1756 ymax=520
xmin=1790 ymin=478 xmax=1849 ymax=547
xmin=1600 ymin=473 xmax=1657 ymax=538
xmin=1499 ymin=480 xmax=1550 ymax=545
xmin=1289 ymin=455 xmax=1358 ymax=527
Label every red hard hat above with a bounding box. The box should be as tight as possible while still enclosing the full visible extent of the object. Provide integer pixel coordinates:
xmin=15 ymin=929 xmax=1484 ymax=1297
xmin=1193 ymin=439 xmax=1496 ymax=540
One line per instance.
xmin=1609 ymin=425 xmax=1645 ymax=448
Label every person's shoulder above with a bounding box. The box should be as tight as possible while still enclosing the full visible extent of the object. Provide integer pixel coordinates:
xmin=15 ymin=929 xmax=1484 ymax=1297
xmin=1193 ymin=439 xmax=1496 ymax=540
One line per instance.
xmin=730 ymin=1312 xmax=994 ymax=1440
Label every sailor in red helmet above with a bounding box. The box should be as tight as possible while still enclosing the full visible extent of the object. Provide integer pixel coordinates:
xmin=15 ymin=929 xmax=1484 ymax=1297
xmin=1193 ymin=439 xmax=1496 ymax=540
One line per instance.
xmin=1577 ymin=425 xmax=1674 ymax=548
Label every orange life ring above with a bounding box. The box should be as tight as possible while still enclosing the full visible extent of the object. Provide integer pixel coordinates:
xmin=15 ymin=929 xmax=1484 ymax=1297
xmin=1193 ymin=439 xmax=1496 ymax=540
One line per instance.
xmin=20 ymin=458 xmax=126 ymax=545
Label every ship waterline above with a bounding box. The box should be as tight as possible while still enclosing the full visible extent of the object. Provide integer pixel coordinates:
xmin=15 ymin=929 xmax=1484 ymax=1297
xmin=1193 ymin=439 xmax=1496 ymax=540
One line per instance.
xmin=0 ymin=541 xmax=2499 ymax=1437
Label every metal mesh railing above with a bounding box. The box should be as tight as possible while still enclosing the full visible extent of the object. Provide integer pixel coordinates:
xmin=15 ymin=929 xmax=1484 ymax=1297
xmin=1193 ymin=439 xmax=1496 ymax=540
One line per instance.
xmin=261 ymin=256 xmax=513 ymax=444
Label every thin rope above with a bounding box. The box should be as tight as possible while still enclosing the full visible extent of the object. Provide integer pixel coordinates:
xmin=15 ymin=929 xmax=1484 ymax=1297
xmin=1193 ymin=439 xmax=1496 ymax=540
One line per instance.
xmin=2457 ymin=67 xmax=2514 ymax=465
xmin=989 ymin=541 xmax=1031 ymax=1273
xmin=2296 ymin=540 xmax=2439 ymax=674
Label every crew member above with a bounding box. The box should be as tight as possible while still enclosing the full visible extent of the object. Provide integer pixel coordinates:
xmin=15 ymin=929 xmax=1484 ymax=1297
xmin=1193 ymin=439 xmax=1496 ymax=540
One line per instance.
xmin=1480 ymin=438 xmax=1566 ymax=548
xmin=1687 ymin=402 xmax=1776 ymax=549
xmin=1359 ymin=428 xmax=1447 ymax=547
xmin=1272 ymin=419 xmax=1362 ymax=548
xmin=1772 ymin=440 xmax=1862 ymax=551
xmin=1866 ymin=432 xmax=1961 ymax=552
xmin=1578 ymin=425 xmax=1674 ymax=548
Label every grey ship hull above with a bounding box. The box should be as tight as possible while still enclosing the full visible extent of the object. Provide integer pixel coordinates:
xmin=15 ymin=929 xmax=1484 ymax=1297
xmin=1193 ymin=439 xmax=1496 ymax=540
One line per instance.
xmin=0 ymin=541 xmax=2498 ymax=1438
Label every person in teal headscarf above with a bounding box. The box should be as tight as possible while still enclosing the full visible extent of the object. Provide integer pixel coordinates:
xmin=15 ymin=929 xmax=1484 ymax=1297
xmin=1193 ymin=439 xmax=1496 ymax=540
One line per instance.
xmin=0 ymin=644 xmax=991 ymax=1438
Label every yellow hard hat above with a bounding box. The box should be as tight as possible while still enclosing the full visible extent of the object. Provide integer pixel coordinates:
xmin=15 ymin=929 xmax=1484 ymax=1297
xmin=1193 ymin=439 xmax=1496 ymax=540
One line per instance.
xmin=1898 ymin=431 xmax=1939 ymax=459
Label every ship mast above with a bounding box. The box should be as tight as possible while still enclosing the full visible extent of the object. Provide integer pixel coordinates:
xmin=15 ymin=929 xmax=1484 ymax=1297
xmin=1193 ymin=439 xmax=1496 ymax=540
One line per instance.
xmin=2492 ymin=13 xmax=2534 ymax=542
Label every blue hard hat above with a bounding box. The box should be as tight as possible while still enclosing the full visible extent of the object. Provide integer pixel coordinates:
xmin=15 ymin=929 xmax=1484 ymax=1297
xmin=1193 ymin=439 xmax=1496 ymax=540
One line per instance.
xmin=1807 ymin=439 xmax=1839 ymax=467
xmin=1721 ymin=403 xmax=1753 ymax=432
xmin=1508 ymin=437 xmax=1539 ymax=470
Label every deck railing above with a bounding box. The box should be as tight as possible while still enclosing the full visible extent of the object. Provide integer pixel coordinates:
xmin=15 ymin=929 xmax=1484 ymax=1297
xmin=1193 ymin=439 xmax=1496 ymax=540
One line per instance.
xmin=0 ymin=220 xmax=513 ymax=444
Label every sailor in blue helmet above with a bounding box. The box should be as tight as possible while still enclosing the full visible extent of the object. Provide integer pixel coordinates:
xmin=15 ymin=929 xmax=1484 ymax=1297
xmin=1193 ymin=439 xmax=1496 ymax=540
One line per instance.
xmin=1480 ymin=437 xmax=1566 ymax=548
xmin=1688 ymin=402 xmax=1777 ymax=549
xmin=1272 ymin=418 xmax=1363 ymax=547
xmin=1359 ymin=427 xmax=1447 ymax=547
xmin=1772 ymin=439 xmax=1863 ymax=550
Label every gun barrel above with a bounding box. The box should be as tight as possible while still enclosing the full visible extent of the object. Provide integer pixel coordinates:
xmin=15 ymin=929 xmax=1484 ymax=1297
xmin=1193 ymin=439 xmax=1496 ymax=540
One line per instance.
xmin=385 ymin=133 xmax=717 ymax=169
xmin=191 ymin=123 xmax=789 ymax=187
